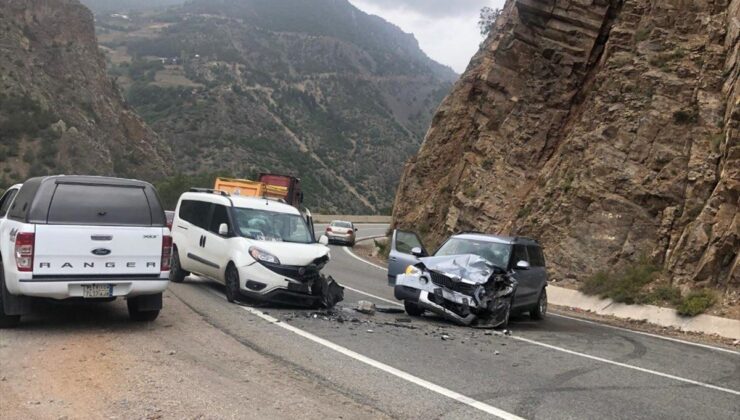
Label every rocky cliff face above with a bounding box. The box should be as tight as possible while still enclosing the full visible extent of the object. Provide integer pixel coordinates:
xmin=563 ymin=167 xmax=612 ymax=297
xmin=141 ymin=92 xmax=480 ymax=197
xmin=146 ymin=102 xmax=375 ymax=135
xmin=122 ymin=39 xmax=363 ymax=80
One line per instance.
xmin=0 ymin=0 xmax=170 ymax=183
xmin=393 ymin=0 xmax=739 ymax=296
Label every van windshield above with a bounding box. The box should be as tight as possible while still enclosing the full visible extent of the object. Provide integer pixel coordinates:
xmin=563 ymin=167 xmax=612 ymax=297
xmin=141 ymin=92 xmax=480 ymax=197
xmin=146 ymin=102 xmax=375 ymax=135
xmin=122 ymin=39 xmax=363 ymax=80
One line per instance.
xmin=435 ymin=238 xmax=511 ymax=269
xmin=232 ymin=207 xmax=312 ymax=244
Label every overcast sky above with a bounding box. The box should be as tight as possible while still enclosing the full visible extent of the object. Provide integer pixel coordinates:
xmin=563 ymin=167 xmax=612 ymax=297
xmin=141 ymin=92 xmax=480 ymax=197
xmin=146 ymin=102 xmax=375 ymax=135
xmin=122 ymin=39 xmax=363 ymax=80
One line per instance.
xmin=349 ymin=0 xmax=505 ymax=74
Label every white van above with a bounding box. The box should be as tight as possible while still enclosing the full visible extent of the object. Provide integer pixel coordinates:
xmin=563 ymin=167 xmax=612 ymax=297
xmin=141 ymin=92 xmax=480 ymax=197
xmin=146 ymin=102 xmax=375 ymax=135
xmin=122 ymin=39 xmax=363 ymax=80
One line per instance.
xmin=169 ymin=189 xmax=342 ymax=307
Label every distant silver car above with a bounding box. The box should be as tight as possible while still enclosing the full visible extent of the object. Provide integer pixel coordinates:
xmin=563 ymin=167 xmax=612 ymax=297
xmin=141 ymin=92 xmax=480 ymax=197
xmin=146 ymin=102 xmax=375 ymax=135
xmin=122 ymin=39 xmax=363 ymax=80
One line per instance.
xmin=325 ymin=220 xmax=357 ymax=246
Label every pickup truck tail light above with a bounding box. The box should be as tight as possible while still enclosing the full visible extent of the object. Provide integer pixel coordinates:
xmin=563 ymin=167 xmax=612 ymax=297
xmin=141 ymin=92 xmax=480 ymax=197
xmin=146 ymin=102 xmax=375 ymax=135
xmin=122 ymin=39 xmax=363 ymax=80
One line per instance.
xmin=326 ymin=227 xmax=332 ymax=232
xmin=15 ymin=232 xmax=35 ymax=272
xmin=161 ymin=235 xmax=172 ymax=271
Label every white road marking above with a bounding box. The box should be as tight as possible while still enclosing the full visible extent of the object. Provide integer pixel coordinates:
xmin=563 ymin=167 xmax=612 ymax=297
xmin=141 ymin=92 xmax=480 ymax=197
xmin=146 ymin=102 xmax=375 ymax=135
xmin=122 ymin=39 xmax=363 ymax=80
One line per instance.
xmin=342 ymin=243 xmax=386 ymax=270
xmin=338 ymin=247 xmax=740 ymax=395
xmin=342 ymin=284 xmax=403 ymax=307
xmin=549 ymin=313 xmax=740 ymax=356
xmin=239 ymin=304 xmax=526 ymax=420
xmin=511 ymin=335 xmax=740 ymax=396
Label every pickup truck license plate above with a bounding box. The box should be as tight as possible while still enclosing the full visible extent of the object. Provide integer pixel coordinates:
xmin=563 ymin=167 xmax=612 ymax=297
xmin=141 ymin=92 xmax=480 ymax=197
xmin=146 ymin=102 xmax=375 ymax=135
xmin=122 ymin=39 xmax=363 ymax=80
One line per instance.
xmin=82 ymin=284 xmax=113 ymax=298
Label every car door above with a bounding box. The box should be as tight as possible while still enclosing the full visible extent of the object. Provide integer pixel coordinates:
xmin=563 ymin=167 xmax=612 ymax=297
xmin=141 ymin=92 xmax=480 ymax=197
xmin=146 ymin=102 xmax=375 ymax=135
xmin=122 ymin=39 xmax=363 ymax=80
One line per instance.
xmin=201 ymin=203 xmax=233 ymax=282
xmin=176 ymin=199 xmax=214 ymax=276
xmin=510 ymin=244 xmax=537 ymax=309
xmin=387 ymin=230 xmax=428 ymax=285
xmin=526 ymin=244 xmax=548 ymax=293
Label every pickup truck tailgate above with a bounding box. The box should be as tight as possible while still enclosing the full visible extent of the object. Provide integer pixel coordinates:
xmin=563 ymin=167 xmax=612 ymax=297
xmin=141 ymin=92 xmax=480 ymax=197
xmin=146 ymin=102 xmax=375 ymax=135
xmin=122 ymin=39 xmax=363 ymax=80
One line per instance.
xmin=33 ymin=225 xmax=164 ymax=277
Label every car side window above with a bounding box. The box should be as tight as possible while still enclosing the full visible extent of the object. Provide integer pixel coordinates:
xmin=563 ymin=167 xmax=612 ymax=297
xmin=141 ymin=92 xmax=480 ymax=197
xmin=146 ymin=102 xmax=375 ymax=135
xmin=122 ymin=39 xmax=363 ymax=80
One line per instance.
xmin=0 ymin=188 xmax=18 ymax=217
xmin=511 ymin=245 xmax=529 ymax=267
xmin=526 ymin=245 xmax=544 ymax=267
xmin=209 ymin=204 xmax=230 ymax=236
xmin=179 ymin=200 xmax=211 ymax=229
xmin=395 ymin=231 xmax=423 ymax=254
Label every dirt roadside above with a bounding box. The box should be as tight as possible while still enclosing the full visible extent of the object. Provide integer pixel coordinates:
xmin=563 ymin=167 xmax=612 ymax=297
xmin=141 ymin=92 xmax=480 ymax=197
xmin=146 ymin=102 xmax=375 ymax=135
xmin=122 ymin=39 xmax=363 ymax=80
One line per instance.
xmin=0 ymin=293 xmax=389 ymax=420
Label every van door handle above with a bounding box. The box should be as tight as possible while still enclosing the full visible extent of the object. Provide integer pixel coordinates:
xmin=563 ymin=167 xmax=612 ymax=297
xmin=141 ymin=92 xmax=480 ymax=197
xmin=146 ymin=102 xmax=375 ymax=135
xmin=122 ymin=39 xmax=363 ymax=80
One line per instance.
xmin=202 ymin=236 xmax=207 ymax=247
xmin=390 ymin=257 xmax=397 ymax=261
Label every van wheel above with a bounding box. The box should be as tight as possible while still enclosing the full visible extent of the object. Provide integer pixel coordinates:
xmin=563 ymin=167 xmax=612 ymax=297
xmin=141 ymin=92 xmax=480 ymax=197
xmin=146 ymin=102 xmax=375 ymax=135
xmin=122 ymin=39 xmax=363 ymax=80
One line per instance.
xmin=169 ymin=249 xmax=187 ymax=283
xmin=225 ymin=264 xmax=241 ymax=303
xmin=404 ymin=300 xmax=424 ymax=317
xmin=127 ymin=302 xmax=160 ymax=322
xmin=530 ymin=288 xmax=547 ymax=320
xmin=0 ymin=267 xmax=21 ymax=328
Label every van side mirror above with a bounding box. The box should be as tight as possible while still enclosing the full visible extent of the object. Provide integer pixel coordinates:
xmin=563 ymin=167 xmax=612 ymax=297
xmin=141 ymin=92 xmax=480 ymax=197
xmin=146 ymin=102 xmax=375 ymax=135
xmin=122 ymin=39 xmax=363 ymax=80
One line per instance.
xmin=411 ymin=247 xmax=425 ymax=257
xmin=318 ymin=235 xmax=329 ymax=246
xmin=218 ymin=223 xmax=229 ymax=236
xmin=515 ymin=260 xmax=530 ymax=270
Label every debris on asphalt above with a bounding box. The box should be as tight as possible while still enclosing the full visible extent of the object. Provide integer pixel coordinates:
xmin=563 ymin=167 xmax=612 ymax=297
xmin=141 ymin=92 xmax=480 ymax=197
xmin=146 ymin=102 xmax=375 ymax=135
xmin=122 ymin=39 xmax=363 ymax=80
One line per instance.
xmin=376 ymin=306 xmax=404 ymax=314
xmin=494 ymin=350 xmax=500 ymax=355
xmin=366 ymin=329 xmax=374 ymax=333
xmin=395 ymin=317 xmax=412 ymax=323
xmin=484 ymin=331 xmax=493 ymax=336
xmin=356 ymin=300 xmax=376 ymax=315
xmin=382 ymin=322 xmax=417 ymax=330
xmin=441 ymin=334 xmax=451 ymax=340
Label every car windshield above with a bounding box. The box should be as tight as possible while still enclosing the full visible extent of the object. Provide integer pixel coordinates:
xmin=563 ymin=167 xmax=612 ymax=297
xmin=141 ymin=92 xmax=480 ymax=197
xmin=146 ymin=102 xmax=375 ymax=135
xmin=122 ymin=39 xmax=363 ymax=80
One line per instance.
xmin=232 ymin=207 xmax=313 ymax=244
xmin=332 ymin=221 xmax=352 ymax=228
xmin=435 ymin=238 xmax=511 ymax=269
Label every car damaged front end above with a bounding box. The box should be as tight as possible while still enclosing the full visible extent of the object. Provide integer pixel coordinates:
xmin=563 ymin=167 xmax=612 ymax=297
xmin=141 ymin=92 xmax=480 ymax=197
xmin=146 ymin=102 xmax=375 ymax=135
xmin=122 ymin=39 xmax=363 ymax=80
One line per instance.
xmin=394 ymin=254 xmax=517 ymax=327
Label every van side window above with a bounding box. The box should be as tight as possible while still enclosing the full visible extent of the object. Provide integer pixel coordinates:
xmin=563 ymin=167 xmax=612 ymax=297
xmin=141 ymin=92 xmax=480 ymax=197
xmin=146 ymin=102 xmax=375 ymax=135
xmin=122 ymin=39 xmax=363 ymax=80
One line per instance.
xmin=179 ymin=200 xmax=211 ymax=229
xmin=395 ymin=231 xmax=423 ymax=254
xmin=511 ymin=245 xmax=529 ymax=267
xmin=209 ymin=204 xmax=230 ymax=236
xmin=526 ymin=245 xmax=545 ymax=267
xmin=0 ymin=189 xmax=18 ymax=217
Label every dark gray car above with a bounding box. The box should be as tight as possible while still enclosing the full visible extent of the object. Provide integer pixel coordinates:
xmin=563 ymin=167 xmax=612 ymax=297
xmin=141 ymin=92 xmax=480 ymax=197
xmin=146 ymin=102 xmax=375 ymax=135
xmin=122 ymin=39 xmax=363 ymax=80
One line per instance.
xmin=388 ymin=231 xmax=548 ymax=324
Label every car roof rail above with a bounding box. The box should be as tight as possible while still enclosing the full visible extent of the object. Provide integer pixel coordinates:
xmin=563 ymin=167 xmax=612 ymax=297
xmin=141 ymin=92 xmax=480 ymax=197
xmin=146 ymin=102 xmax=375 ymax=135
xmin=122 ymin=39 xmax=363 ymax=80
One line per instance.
xmin=189 ymin=188 xmax=230 ymax=197
xmin=455 ymin=230 xmax=489 ymax=236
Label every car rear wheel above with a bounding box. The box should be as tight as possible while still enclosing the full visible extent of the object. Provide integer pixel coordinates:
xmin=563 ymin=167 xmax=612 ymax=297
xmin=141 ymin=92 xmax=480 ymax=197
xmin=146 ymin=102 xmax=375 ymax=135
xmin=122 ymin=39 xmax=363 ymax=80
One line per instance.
xmin=169 ymin=249 xmax=188 ymax=283
xmin=404 ymin=300 xmax=424 ymax=316
xmin=225 ymin=264 xmax=241 ymax=303
xmin=0 ymin=265 xmax=21 ymax=329
xmin=530 ymin=288 xmax=547 ymax=320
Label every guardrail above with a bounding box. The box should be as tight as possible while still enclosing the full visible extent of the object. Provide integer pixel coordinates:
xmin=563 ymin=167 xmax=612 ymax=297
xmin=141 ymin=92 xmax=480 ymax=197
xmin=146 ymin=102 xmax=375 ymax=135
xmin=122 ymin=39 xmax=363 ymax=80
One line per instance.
xmin=313 ymin=215 xmax=391 ymax=224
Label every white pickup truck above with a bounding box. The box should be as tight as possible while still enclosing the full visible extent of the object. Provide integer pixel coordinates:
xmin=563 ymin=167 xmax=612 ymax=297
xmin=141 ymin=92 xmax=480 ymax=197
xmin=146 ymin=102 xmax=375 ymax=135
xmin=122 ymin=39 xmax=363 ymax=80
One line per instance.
xmin=0 ymin=176 xmax=171 ymax=327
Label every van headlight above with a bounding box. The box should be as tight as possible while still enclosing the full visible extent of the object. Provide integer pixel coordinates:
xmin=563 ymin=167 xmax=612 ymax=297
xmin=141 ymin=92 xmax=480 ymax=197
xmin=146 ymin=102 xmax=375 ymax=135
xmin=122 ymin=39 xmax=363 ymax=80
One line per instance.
xmin=249 ymin=246 xmax=281 ymax=265
xmin=405 ymin=265 xmax=422 ymax=276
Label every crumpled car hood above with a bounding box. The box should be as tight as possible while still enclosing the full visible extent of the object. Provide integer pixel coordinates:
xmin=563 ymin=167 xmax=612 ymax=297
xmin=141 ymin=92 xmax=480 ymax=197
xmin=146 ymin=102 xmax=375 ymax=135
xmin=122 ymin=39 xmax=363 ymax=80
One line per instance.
xmin=419 ymin=254 xmax=494 ymax=284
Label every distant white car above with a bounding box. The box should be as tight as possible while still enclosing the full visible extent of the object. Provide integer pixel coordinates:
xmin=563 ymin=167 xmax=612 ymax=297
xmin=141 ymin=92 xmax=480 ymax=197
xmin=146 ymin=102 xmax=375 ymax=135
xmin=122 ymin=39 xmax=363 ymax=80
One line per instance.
xmin=0 ymin=176 xmax=172 ymax=327
xmin=169 ymin=189 xmax=343 ymax=307
xmin=325 ymin=220 xmax=357 ymax=246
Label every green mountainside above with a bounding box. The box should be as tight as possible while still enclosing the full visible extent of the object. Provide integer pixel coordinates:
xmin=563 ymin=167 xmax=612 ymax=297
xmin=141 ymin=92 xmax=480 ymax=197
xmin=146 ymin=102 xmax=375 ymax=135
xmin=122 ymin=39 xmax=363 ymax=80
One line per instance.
xmin=93 ymin=0 xmax=456 ymax=213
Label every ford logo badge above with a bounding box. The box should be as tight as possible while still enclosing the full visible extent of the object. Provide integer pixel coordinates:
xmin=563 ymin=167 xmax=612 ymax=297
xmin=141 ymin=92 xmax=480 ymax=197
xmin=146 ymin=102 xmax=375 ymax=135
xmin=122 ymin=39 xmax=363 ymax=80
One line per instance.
xmin=92 ymin=248 xmax=111 ymax=256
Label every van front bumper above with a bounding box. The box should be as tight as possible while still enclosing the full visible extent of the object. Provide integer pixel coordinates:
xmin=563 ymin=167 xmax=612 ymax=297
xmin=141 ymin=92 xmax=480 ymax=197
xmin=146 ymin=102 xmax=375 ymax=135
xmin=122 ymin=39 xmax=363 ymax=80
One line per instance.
xmin=17 ymin=277 xmax=169 ymax=300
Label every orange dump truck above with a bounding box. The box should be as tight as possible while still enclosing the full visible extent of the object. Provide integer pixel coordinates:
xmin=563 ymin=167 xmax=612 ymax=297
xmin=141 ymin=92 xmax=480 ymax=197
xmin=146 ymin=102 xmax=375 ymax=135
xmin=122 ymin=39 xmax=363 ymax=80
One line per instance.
xmin=213 ymin=174 xmax=303 ymax=207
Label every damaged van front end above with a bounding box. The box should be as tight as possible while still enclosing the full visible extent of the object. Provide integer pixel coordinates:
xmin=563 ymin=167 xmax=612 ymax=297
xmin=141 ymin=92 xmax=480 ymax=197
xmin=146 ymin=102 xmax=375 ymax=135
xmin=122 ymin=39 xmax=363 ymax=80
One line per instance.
xmin=394 ymin=254 xmax=517 ymax=328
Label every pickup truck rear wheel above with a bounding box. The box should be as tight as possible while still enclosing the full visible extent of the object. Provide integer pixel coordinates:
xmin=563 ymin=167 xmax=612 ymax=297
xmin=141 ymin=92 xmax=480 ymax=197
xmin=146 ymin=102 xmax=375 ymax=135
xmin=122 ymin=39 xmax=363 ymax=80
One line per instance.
xmin=0 ymin=266 xmax=21 ymax=328
xmin=128 ymin=307 xmax=160 ymax=322
xmin=404 ymin=300 xmax=424 ymax=317
xmin=169 ymin=249 xmax=188 ymax=283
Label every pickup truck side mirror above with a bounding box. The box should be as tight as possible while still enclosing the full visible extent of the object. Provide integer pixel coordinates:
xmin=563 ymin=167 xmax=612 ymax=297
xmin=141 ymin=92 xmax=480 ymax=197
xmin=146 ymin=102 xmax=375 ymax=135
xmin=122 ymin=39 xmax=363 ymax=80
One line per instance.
xmin=318 ymin=235 xmax=329 ymax=246
xmin=218 ymin=223 xmax=229 ymax=236
xmin=411 ymin=246 xmax=425 ymax=257
xmin=515 ymin=260 xmax=530 ymax=270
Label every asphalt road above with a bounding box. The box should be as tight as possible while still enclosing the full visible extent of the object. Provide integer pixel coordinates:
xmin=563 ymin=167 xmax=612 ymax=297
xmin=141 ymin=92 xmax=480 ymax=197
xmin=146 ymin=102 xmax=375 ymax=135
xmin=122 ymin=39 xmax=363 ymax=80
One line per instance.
xmin=170 ymin=224 xmax=739 ymax=419
xmin=2 ymin=224 xmax=738 ymax=419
